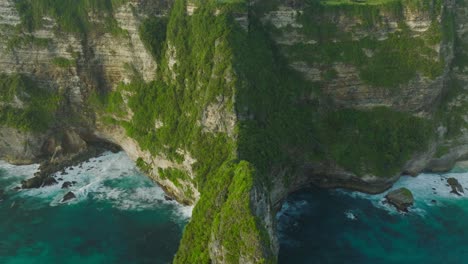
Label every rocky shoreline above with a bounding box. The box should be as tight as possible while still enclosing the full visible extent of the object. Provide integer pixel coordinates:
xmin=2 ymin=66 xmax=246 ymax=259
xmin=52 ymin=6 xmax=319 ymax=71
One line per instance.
xmin=21 ymin=146 xmax=113 ymax=189
xmin=15 ymin=133 xmax=121 ymax=191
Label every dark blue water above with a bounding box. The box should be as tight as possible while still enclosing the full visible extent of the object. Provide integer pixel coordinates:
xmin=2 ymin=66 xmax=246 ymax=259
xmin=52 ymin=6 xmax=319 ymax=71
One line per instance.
xmin=0 ymin=152 xmax=190 ymax=264
xmin=278 ymin=171 xmax=468 ymax=264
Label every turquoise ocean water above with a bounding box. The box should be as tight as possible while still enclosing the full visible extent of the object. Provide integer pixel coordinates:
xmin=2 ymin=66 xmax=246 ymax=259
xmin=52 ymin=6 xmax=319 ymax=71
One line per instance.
xmin=277 ymin=166 xmax=468 ymax=264
xmin=0 ymin=152 xmax=191 ymax=264
xmin=3 ymin=151 xmax=468 ymax=263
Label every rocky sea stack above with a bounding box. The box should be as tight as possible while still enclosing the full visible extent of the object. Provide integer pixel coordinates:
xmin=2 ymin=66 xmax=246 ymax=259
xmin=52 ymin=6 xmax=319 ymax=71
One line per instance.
xmin=385 ymin=188 xmax=414 ymax=212
xmin=62 ymin=192 xmax=76 ymax=203
xmin=448 ymin=178 xmax=464 ymax=196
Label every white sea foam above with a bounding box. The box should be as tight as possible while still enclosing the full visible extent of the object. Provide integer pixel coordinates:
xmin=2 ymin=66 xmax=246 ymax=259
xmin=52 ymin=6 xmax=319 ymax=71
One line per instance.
xmin=0 ymin=161 xmax=39 ymax=180
xmin=335 ymin=169 xmax=468 ymax=215
xmin=344 ymin=210 xmax=357 ymax=220
xmin=0 ymin=152 xmax=192 ymax=219
xmin=276 ymin=200 xmax=309 ymax=220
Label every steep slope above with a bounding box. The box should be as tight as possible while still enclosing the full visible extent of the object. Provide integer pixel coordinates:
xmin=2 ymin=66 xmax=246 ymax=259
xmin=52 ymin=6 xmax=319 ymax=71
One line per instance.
xmin=0 ymin=0 xmax=466 ymax=263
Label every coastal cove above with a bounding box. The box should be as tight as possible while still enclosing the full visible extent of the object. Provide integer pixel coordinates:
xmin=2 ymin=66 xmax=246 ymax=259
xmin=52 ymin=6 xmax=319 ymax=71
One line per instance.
xmin=278 ymin=166 xmax=468 ymax=263
xmin=0 ymin=0 xmax=467 ymax=262
xmin=2 ymin=151 xmax=468 ymax=263
xmin=0 ymin=152 xmax=191 ymax=264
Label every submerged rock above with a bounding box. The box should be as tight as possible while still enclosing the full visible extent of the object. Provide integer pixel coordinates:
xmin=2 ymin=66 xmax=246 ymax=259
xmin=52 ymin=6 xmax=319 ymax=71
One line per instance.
xmin=164 ymin=195 xmax=174 ymax=201
xmin=385 ymin=188 xmax=414 ymax=212
xmin=447 ymin=178 xmax=464 ymax=196
xmin=62 ymin=192 xmax=76 ymax=202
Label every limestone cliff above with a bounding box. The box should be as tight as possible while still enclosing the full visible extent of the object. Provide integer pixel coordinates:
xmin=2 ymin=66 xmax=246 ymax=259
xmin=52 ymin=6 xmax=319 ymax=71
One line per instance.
xmin=0 ymin=0 xmax=467 ymax=263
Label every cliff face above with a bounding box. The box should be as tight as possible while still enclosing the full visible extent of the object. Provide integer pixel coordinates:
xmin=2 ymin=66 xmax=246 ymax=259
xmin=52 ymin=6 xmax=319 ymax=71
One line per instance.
xmin=261 ymin=0 xmax=449 ymax=113
xmin=255 ymin=0 xmax=453 ymax=206
xmin=0 ymin=0 xmax=466 ymax=263
xmin=0 ymin=0 xmax=160 ymax=102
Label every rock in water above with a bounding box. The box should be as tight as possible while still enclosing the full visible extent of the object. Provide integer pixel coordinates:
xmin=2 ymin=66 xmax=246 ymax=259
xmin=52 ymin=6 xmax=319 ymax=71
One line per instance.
xmin=385 ymin=188 xmax=414 ymax=212
xmin=62 ymin=192 xmax=76 ymax=202
xmin=61 ymin=181 xmax=72 ymax=189
xmin=447 ymin=178 xmax=464 ymax=196
xmin=21 ymin=176 xmax=44 ymax=189
xmin=21 ymin=175 xmax=59 ymax=189
xmin=42 ymin=177 xmax=58 ymax=187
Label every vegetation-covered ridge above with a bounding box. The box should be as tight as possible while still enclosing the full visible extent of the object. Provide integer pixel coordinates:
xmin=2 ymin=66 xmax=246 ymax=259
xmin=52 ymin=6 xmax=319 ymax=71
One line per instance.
xmin=87 ymin=1 xmax=443 ymax=263
xmin=93 ymin=0 xmax=274 ymax=262
xmin=0 ymin=0 xmax=452 ymax=263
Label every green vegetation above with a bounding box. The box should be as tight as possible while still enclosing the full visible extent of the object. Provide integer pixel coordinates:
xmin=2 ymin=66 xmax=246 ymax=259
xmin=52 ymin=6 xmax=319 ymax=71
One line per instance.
xmin=0 ymin=74 xmax=59 ymax=132
xmin=158 ymin=168 xmax=190 ymax=188
xmin=6 ymin=35 xmax=50 ymax=51
xmin=435 ymin=144 xmax=450 ymax=158
xmin=210 ymin=162 xmax=273 ymax=263
xmin=13 ymin=0 xmax=128 ymax=36
xmin=175 ymin=161 xmax=274 ymax=263
xmin=52 ymin=57 xmax=75 ymax=68
xmin=139 ymin=17 xmax=168 ymax=62
xmin=136 ymin=157 xmax=151 ymax=174
xmin=320 ymin=107 xmax=432 ymax=176
xmin=433 ymin=7 xmax=467 ymax=141
xmin=91 ymin=0 xmax=447 ymax=262
xmin=272 ymin=0 xmax=445 ymax=87
xmin=93 ymin=1 xmax=274 ymax=262
xmin=435 ymin=78 xmax=467 ymax=139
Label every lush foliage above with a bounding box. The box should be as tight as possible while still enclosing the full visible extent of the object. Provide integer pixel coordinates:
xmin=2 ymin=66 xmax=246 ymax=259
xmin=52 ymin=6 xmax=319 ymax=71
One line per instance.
xmin=139 ymin=17 xmax=168 ymax=62
xmin=92 ymin=0 xmax=444 ymax=262
xmin=13 ymin=0 xmax=128 ymax=35
xmin=94 ymin=1 xmax=274 ymax=262
xmin=271 ymin=0 xmax=445 ymax=87
xmin=211 ymin=162 xmax=273 ymax=263
xmin=158 ymin=167 xmax=195 ymax=200
xmin=0 ymin=74 xmax=59 ymax=132
xmin=175 ymin=161 xmax=274 ymax=263
xmin=52 ymin=57 xmax=75 ymax=68
xmin=320 ymin=107 xmax=432 ymax=176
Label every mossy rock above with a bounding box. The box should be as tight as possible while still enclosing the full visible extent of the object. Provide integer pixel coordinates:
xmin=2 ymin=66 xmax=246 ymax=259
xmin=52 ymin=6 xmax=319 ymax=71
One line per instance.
xmin=385 ymin=187 xmax=414 ymax=212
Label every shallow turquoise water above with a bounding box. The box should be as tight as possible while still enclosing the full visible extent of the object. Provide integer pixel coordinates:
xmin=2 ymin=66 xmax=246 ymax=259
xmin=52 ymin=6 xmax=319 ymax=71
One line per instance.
xmin=0 ymin=152 xmax=190 ymax=264
xmin=278 ymin=171 xmax=468 ymax=264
